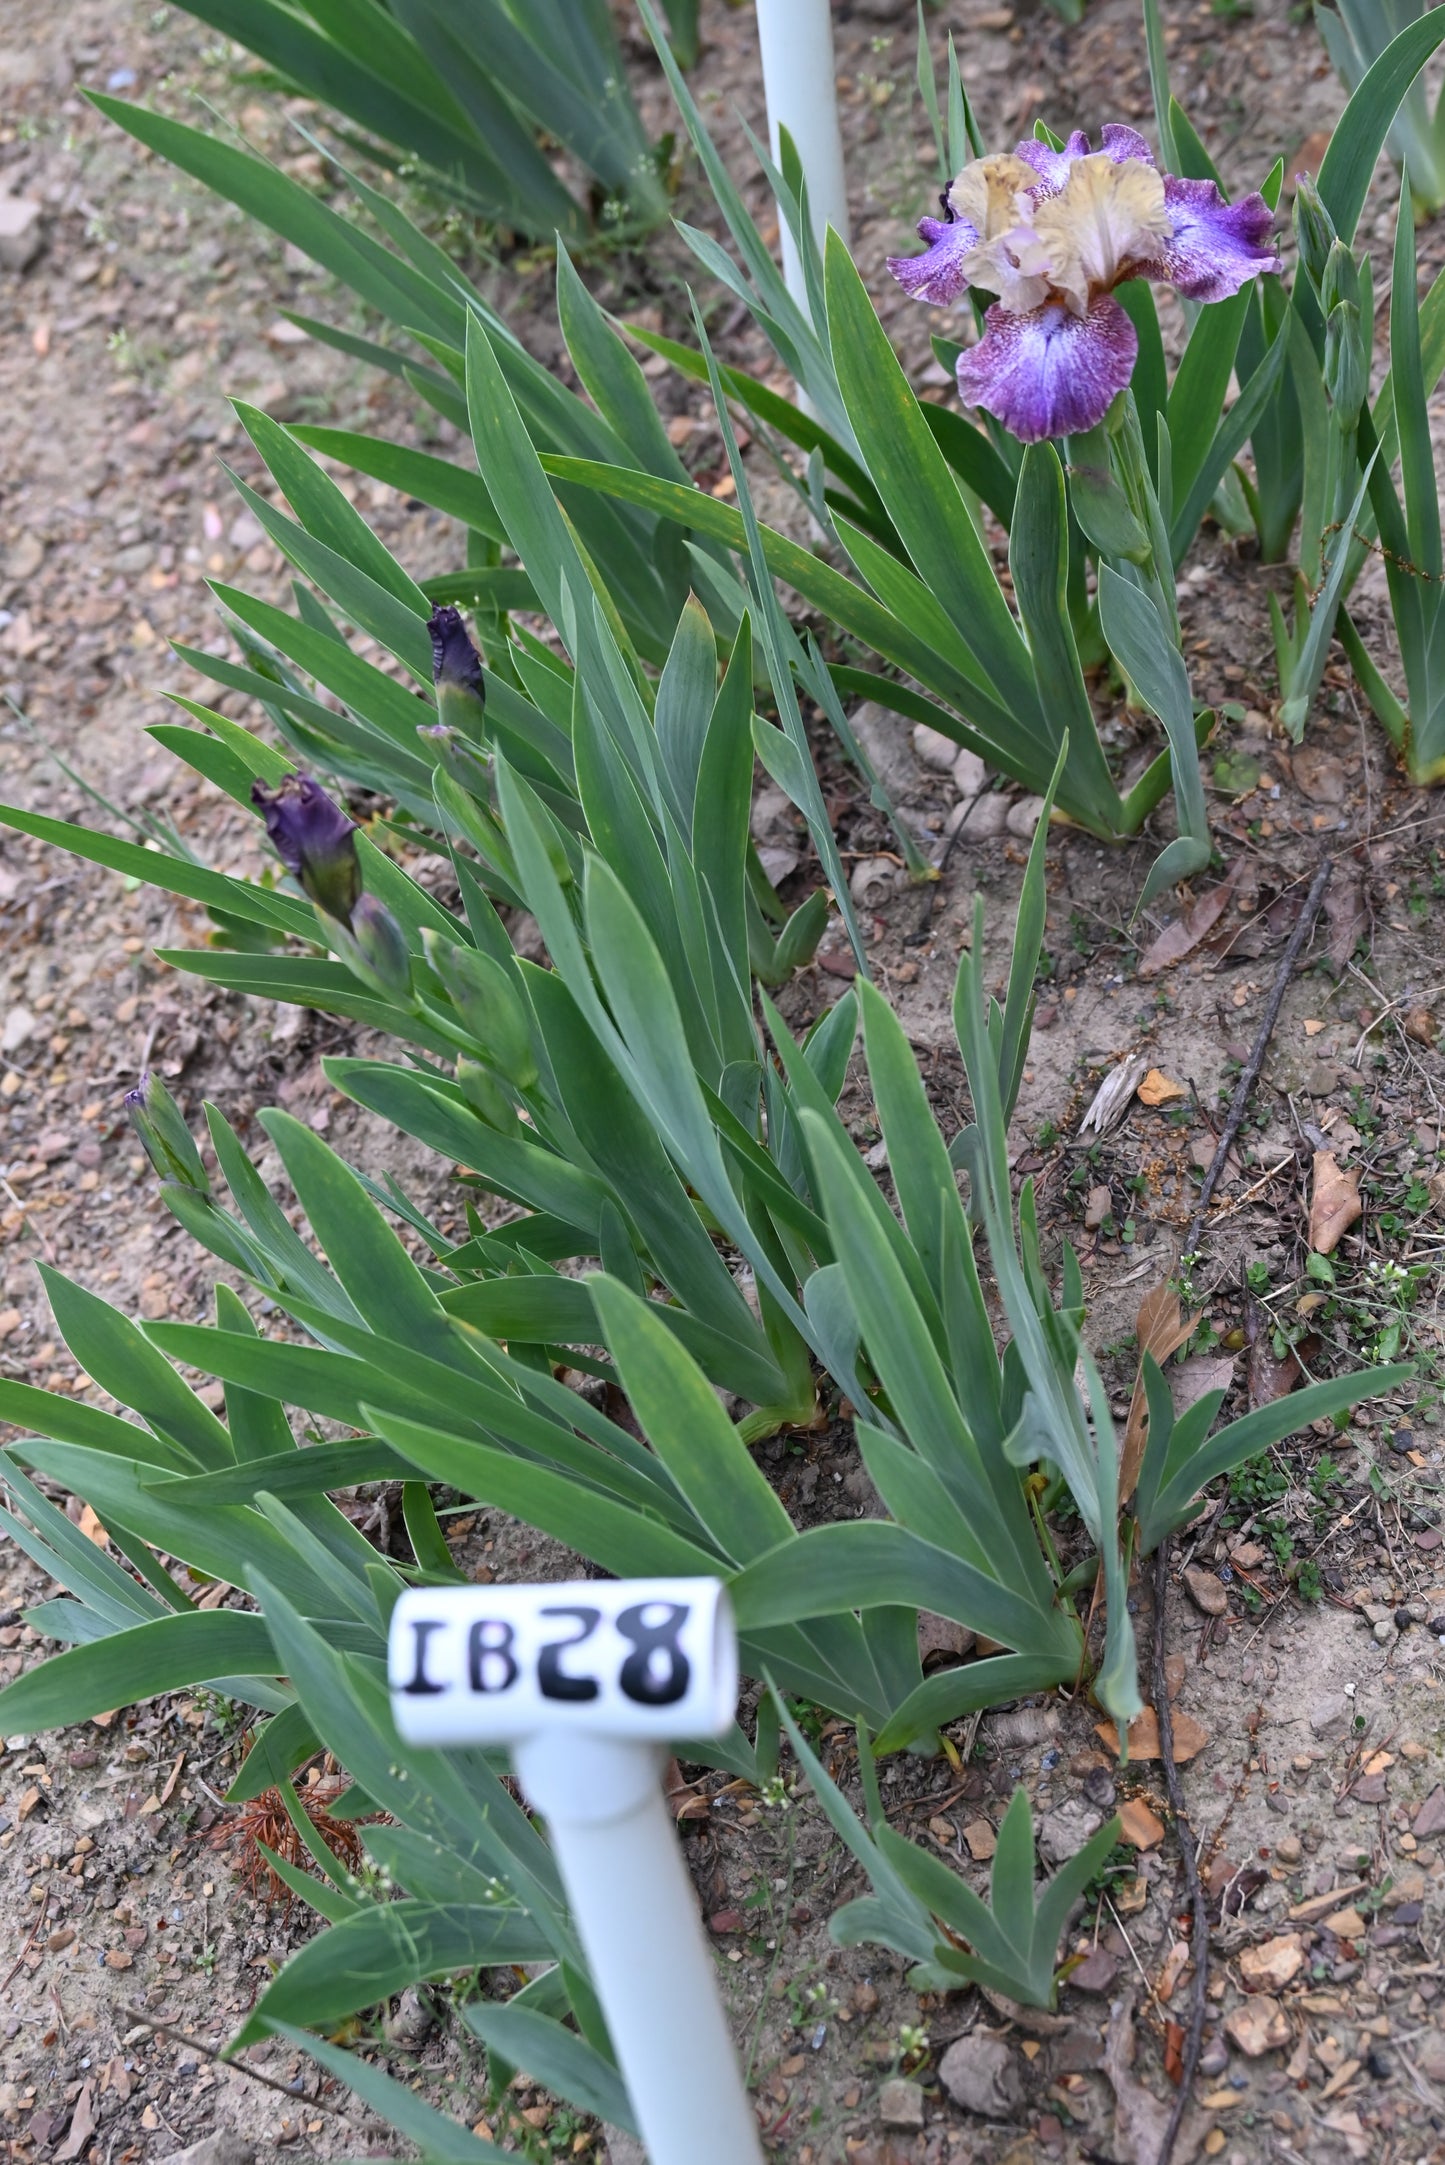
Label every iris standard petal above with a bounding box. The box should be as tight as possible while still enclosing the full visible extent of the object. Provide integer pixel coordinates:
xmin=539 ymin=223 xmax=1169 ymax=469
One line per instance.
xmin=1013 ymin=130 xmax=1092 ymax=191
xmin=1152 ymin=175 xmax=1278 ymax=303
xmin=1099 ymin=123 xmax=1156 ymax=168
xmin=1030 ymin=154 xmax=1171 ymax=314
xmin=957 ymin=293 xmax=1138 ymax=444
xmin=887 ymin=213 xmax=979 ymax=304
xmin=950 ymin=151 xmax=1040 ymax=237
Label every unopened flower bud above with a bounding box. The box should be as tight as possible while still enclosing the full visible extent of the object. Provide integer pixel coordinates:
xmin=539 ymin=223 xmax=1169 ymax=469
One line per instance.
xmin=456 ymin=1055 xmax=520 ymax=1135
xmin=251 ymin=773 xmax=360 ymax=923
xmin=419 ymin=721 xmax=493 ymax=796
xmin=1324 ymin=299 xmax=1366 ymax=427
xmin=423 ymin=931 xmax=538 ymax=1089
xmin=1293 ymin=178 xmax=1338 ymax=297
xmin=1321 ymin=237 xmax=1360 ymax=318
xmin=347 ymin=893 xmax=413 ymax=1004
xmin=428 ymin=605 xmax=487 ymax=737
xmin=125 ymin=1073 xmax=209 ymax=1193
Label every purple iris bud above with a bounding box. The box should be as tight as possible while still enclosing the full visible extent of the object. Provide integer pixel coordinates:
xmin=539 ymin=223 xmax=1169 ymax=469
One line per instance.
xmin=125 ymin=1072 xmax=209 ymax=1193
xmin=428 ymin=605 xmax=486 ymax=733
xmin=250 ymin=773 xmax=360 ymax=924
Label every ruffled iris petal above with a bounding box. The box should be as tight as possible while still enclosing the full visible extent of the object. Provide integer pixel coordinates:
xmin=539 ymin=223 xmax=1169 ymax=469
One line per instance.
xmin=1013 ymin=126 xmax=1153 ymax=193
xmin=1013 ymin=131 xmax=1089 ymax=191
xmin=1154 ymin=176 xmax=1277 ymax=302
xmin=956 ymin=293 xmax=1138 ymax=444
xmin=887 ymin=214 xmax=979 ymax=304
xmin=1099 ymin=123 xmax=1156 ymax=168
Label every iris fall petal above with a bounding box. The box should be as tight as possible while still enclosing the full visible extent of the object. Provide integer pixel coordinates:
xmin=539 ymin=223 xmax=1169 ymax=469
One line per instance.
xmin=957 ymin=294 xmax=1139 ymax=444
xmin=886 ymin=213 xmax=979 ymax=305
xmin=1153 ymin=175 xmax=1278 ymax=303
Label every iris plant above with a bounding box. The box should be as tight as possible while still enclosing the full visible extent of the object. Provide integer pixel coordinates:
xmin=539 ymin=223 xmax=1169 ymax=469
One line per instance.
xmin=890 ymin=126 xmax=1278 ymax=442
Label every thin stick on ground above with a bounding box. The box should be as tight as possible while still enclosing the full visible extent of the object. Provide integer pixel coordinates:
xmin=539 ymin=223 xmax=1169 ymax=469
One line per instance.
xmin=1181 ymin=854 xmax=1332 ymax=1262
xmin=116 ymin=2006 xmax=355 ymax=2121
xmin=1153 ymin=852 xmax=1331 ymax=2165
xmin=1150 ymin=1540 xmax=1209 ymax=2165
xmin=0 ymin=1888 xmax=48 ymax=1997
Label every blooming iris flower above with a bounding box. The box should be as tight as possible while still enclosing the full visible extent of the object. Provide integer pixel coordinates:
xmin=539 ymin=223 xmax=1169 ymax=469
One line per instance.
xmin=250 ymin=772 xmax=360 ymax=923
xmin=888 ymin=126 xmax=1277 ymax=444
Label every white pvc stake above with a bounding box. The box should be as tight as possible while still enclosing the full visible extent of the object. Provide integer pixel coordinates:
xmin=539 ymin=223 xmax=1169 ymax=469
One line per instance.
xmin=390 ymin=1578 xmax=764 ymax=2165
xmin=754 ymin=0 xmax=850 ymax=317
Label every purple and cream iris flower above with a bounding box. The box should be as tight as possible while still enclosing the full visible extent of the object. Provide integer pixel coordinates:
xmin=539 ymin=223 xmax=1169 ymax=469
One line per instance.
xmin=888 ymin=125 xmax=1278 ymax=444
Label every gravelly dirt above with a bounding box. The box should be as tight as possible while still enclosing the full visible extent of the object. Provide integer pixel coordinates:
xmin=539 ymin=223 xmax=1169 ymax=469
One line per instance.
xmin=5 ymin=0 xmax=1445 ymax=2161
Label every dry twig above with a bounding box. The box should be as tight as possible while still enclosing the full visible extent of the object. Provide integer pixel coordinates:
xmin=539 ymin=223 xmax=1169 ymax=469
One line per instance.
xmin=1150 ymin=1541 xmax=1209 ymax=2165
xmin=0 ymin=1888 xmax=48 ymax=1996
xmin=1154 ymin=853 xmax=1333 ymax=2165
xmin=1181 ymin=854 xmax=1332 ymax=1260
xmin=116 ymin=2006 xmax=354 ymax=2121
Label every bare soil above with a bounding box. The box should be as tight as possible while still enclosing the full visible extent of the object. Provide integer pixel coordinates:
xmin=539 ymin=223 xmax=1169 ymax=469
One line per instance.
xmin=4 ymin=1 xmax=1445 ymax=2162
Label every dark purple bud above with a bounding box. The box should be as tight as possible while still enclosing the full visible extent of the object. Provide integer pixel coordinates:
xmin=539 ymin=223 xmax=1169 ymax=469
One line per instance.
xmin=125 ymin=1072 xmax=209 ymax=1192
xmin=251 ymin=773 xmax=360 ymax=923
xmin=428 ymin=605 xmax=486 ymax=732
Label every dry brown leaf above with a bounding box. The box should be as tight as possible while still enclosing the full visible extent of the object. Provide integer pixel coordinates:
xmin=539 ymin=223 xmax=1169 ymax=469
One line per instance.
xmin=54 ymin=2086 xmax=95 ymax=2163
xmin=1171 ymin=1352 xmax=1235 ymax=1416
xmin=1103 ymin=1999 xmax=1206 ymax=2164
xmin=1246 ymin=1298 xmax=1309 ymax=1411
xmin=1137 ymin=1067 xmax=1187 ymax=1106
xmin=1119 ymin=1285 xmax=1194 ymax=1505
xmin=1118 ymin=1796 xmax=1165 ymax=1850
xmin=1309 ymin=1150 xmax=1362 ymax=1255
xmin=963 ymin=1818 xmax=997 ymax=1861
xmin=1324 ymin=865 xmax=1366 ymax=968
xmin=1095 ymin=1707 xmax=1209 ymax=1762
xmin=1137 ymin=867 xmax=1239 ymax=978
xmin=1157 ymin=1940 xmax=1191 ymax=2004
xmin=1079 ymin=1052 xmax=1151 ymax=1137
xmin=1225 ymin=1997 xmax=1290 ymax=2056
xmin=77 ymin=1504 xmax=109 ymax=1548
xmin=662 ymin=1756 xmax=710 ymax=1823
xmin=1238 ymin=1934 xmax=1304 ymax=1991
xmin=1405 ymin=1007 xmax=1439 ymax=1048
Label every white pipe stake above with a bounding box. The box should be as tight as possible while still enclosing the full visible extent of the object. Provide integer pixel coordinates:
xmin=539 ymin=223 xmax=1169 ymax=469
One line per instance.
xmin=754 ymin=0 xmax=850 ymax=316
xmin=390 ymin=1580 xmax=763 ymax=2165
xmin=514 ymin=1730 xmax=765 ymax=2165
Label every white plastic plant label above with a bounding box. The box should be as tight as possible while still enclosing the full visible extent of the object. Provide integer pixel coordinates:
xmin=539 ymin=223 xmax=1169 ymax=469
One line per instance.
xmin=388 ymin=1577 xmax=738 ymax=1746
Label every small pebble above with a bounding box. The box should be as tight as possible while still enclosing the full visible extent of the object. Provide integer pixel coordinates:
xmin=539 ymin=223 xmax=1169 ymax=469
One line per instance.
xmin=878 ymin=2077 xmax=925 ymax=2132
xmin=912 ymin=723 xmax=960 ymax=771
